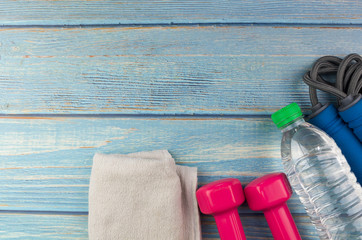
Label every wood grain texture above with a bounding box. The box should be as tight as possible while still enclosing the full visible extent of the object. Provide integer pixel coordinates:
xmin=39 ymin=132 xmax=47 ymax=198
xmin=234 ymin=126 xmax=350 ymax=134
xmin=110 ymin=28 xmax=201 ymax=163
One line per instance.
xmin=1 ymin=26 xmax=361 ymax=114
xmin=0 ymin=116 xmax=316 ymax=213
xmin=0 ymin=212 xmax=87 ymax=239
xmin=2 ymin=2 xmax=358 ymax=238
xmin=0 ymin=0 xmax=361 ymax=26
xmin=0 ymin=213 xmax=319 ymax=239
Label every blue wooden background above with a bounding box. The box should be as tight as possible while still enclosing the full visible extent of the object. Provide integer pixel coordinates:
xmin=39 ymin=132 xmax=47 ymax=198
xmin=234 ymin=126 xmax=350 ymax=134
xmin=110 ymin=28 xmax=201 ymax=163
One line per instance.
xmin=0 ymin=1 xmax=361 ymax=239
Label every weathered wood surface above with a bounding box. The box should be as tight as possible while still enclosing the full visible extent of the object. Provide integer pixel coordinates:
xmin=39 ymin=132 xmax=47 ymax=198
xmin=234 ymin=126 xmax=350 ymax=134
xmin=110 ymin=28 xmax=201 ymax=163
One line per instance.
xmin=2 ymin=0 xmax=360 ymax=238
xmin=0 ymin=213 xmax=319 ymax=239
xmin=1 ymin=26 xmax=361 ymax=114
xmin=0 ymin=212 xmax=88 ymax=239
xmin=0 ymin=117 xmax=290 ymax=212
xmin=0 ymin=0 xmax=361 ymax=26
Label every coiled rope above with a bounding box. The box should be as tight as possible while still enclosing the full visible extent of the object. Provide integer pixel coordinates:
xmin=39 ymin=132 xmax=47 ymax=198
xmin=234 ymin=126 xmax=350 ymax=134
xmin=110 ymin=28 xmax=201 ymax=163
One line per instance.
xmin=303 ymin=53 xmax=362 ymax=107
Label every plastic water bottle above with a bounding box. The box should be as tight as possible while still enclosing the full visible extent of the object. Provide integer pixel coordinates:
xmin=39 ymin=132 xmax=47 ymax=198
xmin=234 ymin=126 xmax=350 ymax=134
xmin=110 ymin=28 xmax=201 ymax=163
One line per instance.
xmin=271 ymin=103 xmax=362 ymax=240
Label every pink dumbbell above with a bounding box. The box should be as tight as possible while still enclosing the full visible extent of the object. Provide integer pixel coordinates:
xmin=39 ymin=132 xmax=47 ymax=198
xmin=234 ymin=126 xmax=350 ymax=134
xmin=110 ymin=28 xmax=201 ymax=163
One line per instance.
xmin=196 ymin=178 xmax=246 ymax=240
xmin=244 ymin=172 xmax=301 ymax=240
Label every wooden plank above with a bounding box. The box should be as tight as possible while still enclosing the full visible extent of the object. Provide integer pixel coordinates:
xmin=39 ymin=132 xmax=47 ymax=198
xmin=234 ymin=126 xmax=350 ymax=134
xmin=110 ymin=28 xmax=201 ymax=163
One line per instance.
xmin=0 ymin=212 xmax=87 ymax=239
xmin=1 ymin=26 xmax=361 ymax=114
xmin=0 ymin=212 xmax=319 ymax=239
xmin=0 ymin=0 xmax=360 ymax=25
xmin=0 ymin=116 xmax=312 ymax=213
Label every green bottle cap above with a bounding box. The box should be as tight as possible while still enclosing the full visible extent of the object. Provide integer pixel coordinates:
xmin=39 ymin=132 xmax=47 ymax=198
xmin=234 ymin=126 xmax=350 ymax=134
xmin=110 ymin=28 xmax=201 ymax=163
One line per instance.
xmin=271 ymin=103 xmax=303 ymax=128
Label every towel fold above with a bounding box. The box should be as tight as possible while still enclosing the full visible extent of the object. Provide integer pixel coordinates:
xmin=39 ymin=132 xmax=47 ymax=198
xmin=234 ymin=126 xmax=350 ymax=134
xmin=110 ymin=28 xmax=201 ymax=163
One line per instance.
xmin=88 ymin=150 xmax=201 ymax=240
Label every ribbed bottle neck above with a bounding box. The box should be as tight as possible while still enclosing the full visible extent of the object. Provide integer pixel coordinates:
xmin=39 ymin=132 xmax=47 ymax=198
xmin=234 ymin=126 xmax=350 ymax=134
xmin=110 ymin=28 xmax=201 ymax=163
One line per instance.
xmin=280 ymin=117 xmax=305 ymax=133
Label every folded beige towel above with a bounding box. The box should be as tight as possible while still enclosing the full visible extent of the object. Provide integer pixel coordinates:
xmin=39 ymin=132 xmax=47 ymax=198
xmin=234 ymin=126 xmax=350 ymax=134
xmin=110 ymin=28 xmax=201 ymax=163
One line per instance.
xmin=88 ymin=150 xmax=201 ymax=240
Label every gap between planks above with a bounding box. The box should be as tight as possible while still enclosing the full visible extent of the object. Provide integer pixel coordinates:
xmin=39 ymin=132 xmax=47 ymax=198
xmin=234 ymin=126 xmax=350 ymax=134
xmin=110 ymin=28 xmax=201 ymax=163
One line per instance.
xmin=1 ymin=22 xmax=362 ymax=29
xmin=0 ymin=114 xmax=272 ymax=119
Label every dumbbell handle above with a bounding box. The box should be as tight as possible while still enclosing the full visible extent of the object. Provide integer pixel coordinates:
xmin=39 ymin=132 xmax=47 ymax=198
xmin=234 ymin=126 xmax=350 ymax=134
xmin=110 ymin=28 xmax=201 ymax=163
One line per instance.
xmin=264 ymin=203 xmax=301 ymax=240
xmin=214 ymin=209 xmax=246 ymax=240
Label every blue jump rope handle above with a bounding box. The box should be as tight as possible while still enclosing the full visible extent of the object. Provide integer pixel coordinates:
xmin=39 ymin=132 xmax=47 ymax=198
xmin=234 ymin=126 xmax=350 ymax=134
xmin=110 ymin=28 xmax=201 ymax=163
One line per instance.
xmin=339 ymin=98 xmax=362 ymax=143
xmin=309 ymin=104 xmax=362 ymax=183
